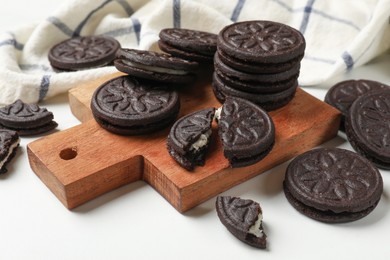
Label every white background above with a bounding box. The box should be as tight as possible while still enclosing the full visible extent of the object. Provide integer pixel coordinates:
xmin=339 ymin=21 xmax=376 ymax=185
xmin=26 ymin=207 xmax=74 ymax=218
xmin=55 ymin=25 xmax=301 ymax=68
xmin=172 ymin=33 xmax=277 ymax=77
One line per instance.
xmin=1 ymin=1 xmax=390 ymax=259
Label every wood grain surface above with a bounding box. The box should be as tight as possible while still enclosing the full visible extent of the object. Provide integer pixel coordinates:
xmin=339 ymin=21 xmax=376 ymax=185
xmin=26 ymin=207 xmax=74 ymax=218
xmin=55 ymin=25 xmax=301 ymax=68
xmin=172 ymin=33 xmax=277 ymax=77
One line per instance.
xmin=28 ymin=71 xmax=341 ymax=212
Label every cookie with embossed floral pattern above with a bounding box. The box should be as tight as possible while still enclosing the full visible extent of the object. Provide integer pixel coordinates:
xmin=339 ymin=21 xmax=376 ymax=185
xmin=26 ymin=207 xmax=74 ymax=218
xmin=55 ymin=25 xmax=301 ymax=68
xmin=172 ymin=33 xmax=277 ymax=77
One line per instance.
xmin=167 ymin=108 xmax=215 ymax=170
xmin=345 ymin=89 xmax=390 ymax=169
xmin=0 ymin=100 xmax=57 ymax=136
xmin=325 ymin=79 xmax=390 ymax=131
xmin=114 ymin=48 xmax=198 ymax=84
xmin=217 ymin=97 xmax=275 ymax=167
xmin=91 ymin=76 xmax=180 ymax=135
xmin=216 ymin=196 xmax=267 ymax=249
xmin=49 ymin=36 xmax=120 ymax=71
xmin=159 ymin=28 xmax=217 ymax=62
xmin=283 ymin=148 xmax=383 ymax=223
xmin=218 ymin=20 xmax=305 ymax=64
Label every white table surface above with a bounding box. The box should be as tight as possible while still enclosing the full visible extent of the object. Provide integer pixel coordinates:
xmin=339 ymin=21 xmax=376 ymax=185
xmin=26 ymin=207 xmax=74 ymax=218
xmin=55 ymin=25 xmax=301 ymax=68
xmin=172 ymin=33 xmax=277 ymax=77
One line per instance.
xmin=1 ymin=1 xmax=389 ymax=259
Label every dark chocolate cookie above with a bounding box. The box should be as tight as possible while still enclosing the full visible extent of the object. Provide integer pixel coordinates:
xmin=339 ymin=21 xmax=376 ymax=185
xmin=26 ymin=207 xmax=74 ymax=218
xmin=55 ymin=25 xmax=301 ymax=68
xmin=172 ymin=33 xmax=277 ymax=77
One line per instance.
xmin=345 ymin=89 xmax=390 ymax=169
xmin=91 ymin=76 xmax=180 ymax=135
xmin=0 ymin=129 xmax=20 ymax=174
xmin=325 ymin=79 xmax=390 ymax=130
xmin=283 ymin=148 xmax=383 ymax=223
xmin=217 ymin=48 xmax=303 ymax=74
xmin=218 ymin=20 xmax=305 ymax=64
xmin=212 ymin=72 xmax=297 ymax=111
xmin=48 ymin=36 xmax=120 ymax=71
xmin=217 ymin=97 xmax=275 ymax=167
xmin=159 ymin=28 xmax=217 ymax=56
xmin=114 ymin=48 xmax=198 ymax=84
xmin=167 ymin=108 xmax=215 ymax=170
xmin=0 ymin=100 xmax=57 ymax=136
xmin=158 ymin=40 xmax=213 ymax=63
xmin=216 ymin=196 xmax=267 ymax=249
xmin=214 ymin=52 xmax=300 ymax=83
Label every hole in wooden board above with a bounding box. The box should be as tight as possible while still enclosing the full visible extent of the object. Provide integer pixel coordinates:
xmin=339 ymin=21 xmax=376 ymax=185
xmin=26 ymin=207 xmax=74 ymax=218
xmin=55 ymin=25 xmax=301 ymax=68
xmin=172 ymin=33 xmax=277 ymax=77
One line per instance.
xmin=59 ymin=147 xmax=78 ymax=160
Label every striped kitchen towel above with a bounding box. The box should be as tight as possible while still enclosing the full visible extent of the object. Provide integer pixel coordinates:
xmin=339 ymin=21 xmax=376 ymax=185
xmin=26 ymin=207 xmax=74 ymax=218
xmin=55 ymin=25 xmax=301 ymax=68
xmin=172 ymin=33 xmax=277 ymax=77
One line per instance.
xmin=0 ymin=0 xmax=390 ymax=105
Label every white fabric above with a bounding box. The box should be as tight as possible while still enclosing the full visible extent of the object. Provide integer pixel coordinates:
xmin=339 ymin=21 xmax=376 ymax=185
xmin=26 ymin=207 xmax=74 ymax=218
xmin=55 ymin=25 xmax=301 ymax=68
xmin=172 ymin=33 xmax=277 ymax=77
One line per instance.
xmin=0 ymin=0 xmax=390 ymax=105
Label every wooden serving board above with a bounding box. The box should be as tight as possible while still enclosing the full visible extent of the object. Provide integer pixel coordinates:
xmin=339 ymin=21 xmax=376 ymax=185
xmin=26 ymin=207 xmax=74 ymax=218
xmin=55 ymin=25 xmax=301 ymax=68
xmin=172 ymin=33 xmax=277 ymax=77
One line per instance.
xmin=27 ymin=72 xmax=340 ymax=213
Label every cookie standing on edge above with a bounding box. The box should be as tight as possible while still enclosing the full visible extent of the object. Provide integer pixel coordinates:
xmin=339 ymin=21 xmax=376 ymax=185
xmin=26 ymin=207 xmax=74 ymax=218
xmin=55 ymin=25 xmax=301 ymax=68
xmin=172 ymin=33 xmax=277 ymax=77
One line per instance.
xmin=283 ymin=148 xmax=383 ymax=223
xmin=167 ymin=108 xmax=215 ymax=170
xmin=325 ymin=79 xmax=390 ymax=130
xmin=0 ymin=100 xmax=58 ymax=136
xmin=114 ymin=48 xmax=198 ymax=84
xmin=217 ymin=97 xmax=275 ymax=167
xmin=345 ymin=89 xmax=390 ymax=169
xmin=216 ymin=196 xmax=267 ymax=249
xmin=0 ymin=129 xmax=20 ymax=174
xmin=158 ymin=28 xmax=218 ymax=63
xmin=48 ymin=36 xmax=120 ymax=71
xmin=91 ymin=76 xmax=180 ymax=135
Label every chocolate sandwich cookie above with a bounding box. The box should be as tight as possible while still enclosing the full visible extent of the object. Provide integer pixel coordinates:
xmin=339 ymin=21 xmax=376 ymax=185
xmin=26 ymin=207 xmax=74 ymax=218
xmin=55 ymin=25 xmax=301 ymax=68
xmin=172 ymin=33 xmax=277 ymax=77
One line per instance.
xmin=0 ymin=129 xmax=20 ymax=174
xmin=167 ymin=108 xmax=215 ymax=170
xmin=158 ymin=28 xmax=217 ymax=62
xmin=218 ymin=20 xmax=305 ymax=64
xmin=48 ymin=35 xmax=120 ymax=71
xmin=325 ymin=79 xmax=390 ymax=130
xmin=217 ymin=97 xmax=275 ymax=167
xmin=212 ymin=72 xmax=297 ymax=111
xmin=217 ymin=48 xmax=304 ymax=74
xmin=345 ymin=89 xmax=390 ymax=169
xmin=216 ymin=196 xmax=267 ymax=249
xmin=284 ymin=148 xmax=383 ymax=223
xmin=91 ymin=76 xmax=180 ymax=135
xmin=114 ymin=48 xmax=198 ymax=84
xmin=215 ymin=68 xmax=298 ymax=94
xmin=0 ymin=100 xmax=57 ymax=136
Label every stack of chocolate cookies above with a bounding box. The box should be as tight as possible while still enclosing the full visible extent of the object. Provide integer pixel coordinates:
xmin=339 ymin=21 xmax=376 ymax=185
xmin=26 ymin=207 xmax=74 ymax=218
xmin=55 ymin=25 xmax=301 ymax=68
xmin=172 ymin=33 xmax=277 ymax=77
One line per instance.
xmin=213 ymin=20 xmax=305 ymax=111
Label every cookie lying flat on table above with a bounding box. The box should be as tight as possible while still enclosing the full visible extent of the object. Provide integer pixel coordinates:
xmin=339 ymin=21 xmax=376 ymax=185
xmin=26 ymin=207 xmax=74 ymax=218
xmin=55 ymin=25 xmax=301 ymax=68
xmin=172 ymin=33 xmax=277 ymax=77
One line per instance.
xmin=325 ymin=79 xmax=390 ymax=130
xmin=0 ymin=100 xmax=57 ymax=136
xmin=158 ymin=28 xmax=217 ymax=63
xmin=48 ymin=35 xmax=120 ymax=71
xmin=114 ymin=48 xmax=198 ymax=84
xmin=167 ymin=108 xmax=215 ymax=171
xmin=0 ymin=129 xmax=20 ymax=174
xmin=91 ymin=76 xmax=180 ymax=135
xmin=345 ymin=89 xmax=390 ymax=169
xmin=217 ymin=97 xmax=275 ymax=167
xmin=216 ymin=196 xmax=267 ymax=249
xmin=283 ymin=148 xmax=383 ymax=223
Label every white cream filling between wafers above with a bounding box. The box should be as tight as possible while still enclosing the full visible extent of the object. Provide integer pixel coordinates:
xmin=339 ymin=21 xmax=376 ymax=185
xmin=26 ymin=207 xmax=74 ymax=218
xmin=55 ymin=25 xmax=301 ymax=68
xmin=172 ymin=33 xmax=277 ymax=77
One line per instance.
xmin=122 ymin=60 xmax=189 ymax=75
xmin=248 ymin=212 xmax=264 ymax=238
xmin=190 ymin=129 xmax=212 ymax=151
xmin=214 ymin=107 xmax=222 ymax=122
xmin=0 ymin=139 xmax=19 ymax=169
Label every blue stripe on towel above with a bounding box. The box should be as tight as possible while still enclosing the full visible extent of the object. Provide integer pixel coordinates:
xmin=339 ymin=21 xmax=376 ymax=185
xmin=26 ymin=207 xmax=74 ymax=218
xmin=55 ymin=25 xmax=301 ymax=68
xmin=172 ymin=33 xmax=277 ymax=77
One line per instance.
xmin=73 ymin=0 xmax=113 ymax=37
xmin=173 ymin=0 xmax=181 ymax=28
xmin=39 ymin=75 xmax=51 ymax=102
xmin=342 ymin=51 xmax=354 ymax=70
xmin=115 ymin=0 xmax=134 ymax=16
xmin=299 ymin=0 xmax=315 ymax=34
xmin=47 ymin=17 xmax=74 ymax=37
xmin=0 ymin=38 xmax=24 ymax=50
xmin=231 ymin=0 xmax=246 ymax=22
xmin=131 ymin=18 xmax=142 ymax=44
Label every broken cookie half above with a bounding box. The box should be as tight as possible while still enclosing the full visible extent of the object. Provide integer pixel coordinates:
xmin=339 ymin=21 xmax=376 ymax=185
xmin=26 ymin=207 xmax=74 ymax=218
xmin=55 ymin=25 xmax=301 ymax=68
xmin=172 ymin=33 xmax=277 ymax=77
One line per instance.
xmin=167 ymin=108 xmax=215 ymax=171
xmin=216 ymin=196 xmax=267 ymax=249
xmin=0 ymin=129 xmax=20 ymax=174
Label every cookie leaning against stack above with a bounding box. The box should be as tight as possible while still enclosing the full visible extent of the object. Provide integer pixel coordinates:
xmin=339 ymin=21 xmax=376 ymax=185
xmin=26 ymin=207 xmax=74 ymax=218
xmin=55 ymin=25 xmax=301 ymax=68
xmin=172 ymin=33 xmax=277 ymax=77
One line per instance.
xmin=213 ymin=20 xmax=305 ymax=111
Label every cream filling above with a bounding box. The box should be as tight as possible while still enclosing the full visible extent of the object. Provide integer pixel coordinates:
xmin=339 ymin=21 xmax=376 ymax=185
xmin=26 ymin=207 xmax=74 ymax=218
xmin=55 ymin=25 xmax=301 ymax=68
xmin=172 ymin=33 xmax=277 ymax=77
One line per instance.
xmin=214 ymin=107 xmax=222 ymax=122
xmin=0 ymin=139 xmax=19 ymax=169
xmin=122 ymin=60 xmax=189 ymax=75
xmin=190 ymin=129 xmax=212 ymax=151
xmin=248 ymin=213 xmax=264 ymax=238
